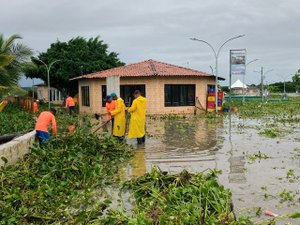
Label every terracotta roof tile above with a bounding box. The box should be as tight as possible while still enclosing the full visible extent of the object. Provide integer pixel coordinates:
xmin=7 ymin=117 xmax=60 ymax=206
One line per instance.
xmin=71 ymin=59 xmax=218 ymax=80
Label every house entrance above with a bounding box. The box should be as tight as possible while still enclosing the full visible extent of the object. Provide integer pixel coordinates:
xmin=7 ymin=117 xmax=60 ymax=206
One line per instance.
xmin=101 ymin=85 xmax=145 ymax=107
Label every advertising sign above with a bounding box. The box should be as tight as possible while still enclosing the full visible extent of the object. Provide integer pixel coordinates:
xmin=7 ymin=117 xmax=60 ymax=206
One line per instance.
xmin=230 ymin=49 xmax=246 ymax=76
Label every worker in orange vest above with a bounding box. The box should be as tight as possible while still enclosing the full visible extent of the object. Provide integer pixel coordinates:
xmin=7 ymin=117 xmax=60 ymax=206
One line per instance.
xmin=105 ymin=95 xmax=116 ymax=132
xmin=35 ymin=108 xmax=57 ymax=144
xmin=33 ymin=100 xmax=39 ymax=113
xmin=65 ymin=95 xmax=76 ymax=115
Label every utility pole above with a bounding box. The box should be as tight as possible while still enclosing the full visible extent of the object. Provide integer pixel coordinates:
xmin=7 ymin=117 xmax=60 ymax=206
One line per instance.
xmin=243 ymin=59 xmax=259 ymax=102
xmin=261 ymin=66 xmax=264 ymax=101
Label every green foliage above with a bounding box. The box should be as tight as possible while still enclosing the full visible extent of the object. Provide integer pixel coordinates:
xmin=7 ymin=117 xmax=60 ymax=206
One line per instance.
xmin=24 ymin=36 xmax=124 ymax=95
xmin=0 ymin=122 xmax=133 ymax=224
xmin=98 ymin=167 xmax=253 ymax=225
xmin=268 ymin=81 xmax=296 ymax=93
xmin=0 ymin=104 xmax=34 ymax=135
xmin=292 ymin=69 xmax=300 ymax=92
xmin=234 ymin=97 xmax=300 ymax=119
xmin=244 ymin=151 xmax=270 ymax=164
xmin=0 ymin=85 xmax=28 ymax=98
xmin=0 ymin=34 xmax=32 ymax=87
xmin=220 ymin=86 xmax=230 ymax=93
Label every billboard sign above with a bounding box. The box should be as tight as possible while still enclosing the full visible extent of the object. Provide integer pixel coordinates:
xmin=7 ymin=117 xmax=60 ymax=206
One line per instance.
xmin=230 ymin=49 xmax=246 ymax=76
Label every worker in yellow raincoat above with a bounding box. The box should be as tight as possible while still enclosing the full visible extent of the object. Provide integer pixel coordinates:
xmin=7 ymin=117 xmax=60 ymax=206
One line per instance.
xmin=110 ymin=93 xmax=126 ymax=139
xmin=128 ymin=90 xmax=146 ymax=144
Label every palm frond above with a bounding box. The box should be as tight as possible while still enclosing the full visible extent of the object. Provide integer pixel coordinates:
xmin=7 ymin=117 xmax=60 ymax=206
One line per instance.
xmin=2 ymin=34 xmax=22 ymax=53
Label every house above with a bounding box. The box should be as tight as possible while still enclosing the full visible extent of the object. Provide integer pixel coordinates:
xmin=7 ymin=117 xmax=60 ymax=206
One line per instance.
xmin=35 ymin=83 xmax=64 ymax=105
xmin=71 ymin=59 xmax=223 ymax=115
xmin=231 ymin=79 xmax=247 ymax=95
xmin=247 ymin=84 xmax=260 ymax=96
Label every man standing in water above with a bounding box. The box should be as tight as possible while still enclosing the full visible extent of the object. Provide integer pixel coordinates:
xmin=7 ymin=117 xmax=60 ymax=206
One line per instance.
xmin=128 ymin=90 xmax=146 ymax=144
xmin=110 ymin=93 xmax=126 ymax=139
xmin=35 ymin=108 xmax=57 ymax=144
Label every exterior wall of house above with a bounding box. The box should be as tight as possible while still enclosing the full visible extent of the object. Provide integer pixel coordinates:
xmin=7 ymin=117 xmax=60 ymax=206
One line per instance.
xmin=247 ymin=88 xmax=260 ymax=96
xmin=231 ymin=88 xmax=243 ymax=95
xmin=36 ymin=86 xmax=63 ymax=105
xmin=78 ymin=76 xmax=215 ymax=115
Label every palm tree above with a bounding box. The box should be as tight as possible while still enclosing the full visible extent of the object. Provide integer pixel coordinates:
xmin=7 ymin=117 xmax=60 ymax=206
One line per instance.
xmin=0 ymin=34 xmax=32 ymax=87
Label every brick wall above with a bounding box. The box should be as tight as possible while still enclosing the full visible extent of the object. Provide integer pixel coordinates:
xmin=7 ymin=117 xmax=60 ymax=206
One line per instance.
xmin=78 ymin=76 xmax=215 ymax=115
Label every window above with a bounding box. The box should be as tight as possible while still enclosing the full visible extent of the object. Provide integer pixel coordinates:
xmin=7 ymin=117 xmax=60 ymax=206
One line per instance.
xmin=49 ymin=88 xmax=62 ymax=101
xmin=101 ymin=85 xmax=107 ymax=107
xmin=81 ymin=86 xmax=90 ymax=106
xmin=101 ymin=85 xmax=145 ymax=107
xmin=164 ymin=84 xmax=195 ymax=107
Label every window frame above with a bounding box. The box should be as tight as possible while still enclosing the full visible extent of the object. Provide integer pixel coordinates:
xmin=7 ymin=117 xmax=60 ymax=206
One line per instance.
xmin=164 ymin=84 xmax=195 ymax=107
xmin=81 ymin=86 xmax=90 ymax=106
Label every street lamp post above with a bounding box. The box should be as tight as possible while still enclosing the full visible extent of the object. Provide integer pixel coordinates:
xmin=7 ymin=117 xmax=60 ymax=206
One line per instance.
xmin=254 ymin=67 xmax=273 ymax=101
xmin=243 ymin=59 xmax=259 ymax=102
xmin=191 ymin=35 xmax=245 ymax=112
xmin=277 ymin=74 xmax=290 ymax=98
xmin=262 ymin=69 xmax=273 ymax=100
xmin=35 ymin=59 xmax=61 ymax=109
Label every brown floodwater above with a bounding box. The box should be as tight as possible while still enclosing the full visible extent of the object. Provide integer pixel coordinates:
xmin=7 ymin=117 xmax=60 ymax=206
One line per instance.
xmin=124 ymin=114 xmax=300 ymax=224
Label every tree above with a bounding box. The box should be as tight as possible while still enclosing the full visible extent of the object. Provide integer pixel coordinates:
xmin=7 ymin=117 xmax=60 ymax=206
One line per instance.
xmin=0 ymin=34 xmax=32 ymax=87
xmin=292 ymin=69 xmax=300 ymax=92
xmin=24 ymin=36 xmax=124 ymax=96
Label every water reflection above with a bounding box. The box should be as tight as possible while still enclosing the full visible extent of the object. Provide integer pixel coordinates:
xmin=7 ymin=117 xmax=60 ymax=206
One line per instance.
xmin=228 ymin=113 xmax=247 ymax=184
xmin=126 ymin=117 xmax=223 ymax=176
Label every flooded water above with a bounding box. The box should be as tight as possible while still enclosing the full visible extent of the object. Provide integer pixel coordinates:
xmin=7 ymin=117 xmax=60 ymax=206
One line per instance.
xmin=124 ymin=115 xmax=300 ymax=224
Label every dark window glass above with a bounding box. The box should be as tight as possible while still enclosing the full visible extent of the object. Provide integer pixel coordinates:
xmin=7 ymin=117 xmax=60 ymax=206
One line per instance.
xmin=81 ymin=86 xmax=90 ymax=106
xmin=102 ymin=85 xmax=107 ymax=107
xmin=102 ymin=85 xmax=145 ymax=107
xmin=164 ymin=84 xmax=195 ymax=107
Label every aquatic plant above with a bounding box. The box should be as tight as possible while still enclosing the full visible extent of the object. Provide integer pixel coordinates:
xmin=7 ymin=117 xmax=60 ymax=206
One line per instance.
xmin=0 ymin=104 xmax=34 ymax=136
xmin=98 ymin=167 xmax=253 ymax=224
xmin=0 ymin=124 xmax=133 ymax=224
xmin=244 ymin=151 xmax=270 ymax=164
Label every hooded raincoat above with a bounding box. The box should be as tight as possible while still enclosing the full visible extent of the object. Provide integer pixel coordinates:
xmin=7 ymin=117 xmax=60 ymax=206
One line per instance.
xmin=110 ymin=97 xmax=126 ymax=137
xmin=128 ymin=96 xmax=146 ymax=138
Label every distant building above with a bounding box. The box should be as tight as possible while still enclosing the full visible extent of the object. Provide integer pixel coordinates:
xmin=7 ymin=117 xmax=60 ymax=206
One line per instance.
xmin=247 ymin=84 xmax=260 ymax=96
xmin=231 ymin=79 xmax=260 ymax=96
xmin=35 ymin=83 xmax=64 ymax=105
xmin=231 ymin=79 xmax=247 ymax=95
xmin=71 ymin=59 xmax=224 ymax=115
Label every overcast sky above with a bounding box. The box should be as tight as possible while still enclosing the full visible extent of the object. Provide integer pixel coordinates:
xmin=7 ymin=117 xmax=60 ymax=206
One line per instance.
xmin=1 ymin=0 xmax=300 ymax=87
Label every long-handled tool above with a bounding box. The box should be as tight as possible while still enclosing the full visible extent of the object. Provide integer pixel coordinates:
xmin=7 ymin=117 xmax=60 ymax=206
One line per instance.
xmin=93 ymin=118 xmax=112 ymax=133
xmin=94 ymin=112 xmax=109 ymax=120
xmin=123 ymin=97 xmax=132 ymax=139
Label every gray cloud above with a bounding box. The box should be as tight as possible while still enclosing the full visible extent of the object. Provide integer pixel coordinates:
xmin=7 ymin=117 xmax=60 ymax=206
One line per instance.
xmin=2 ymin=0 xmax=300 ymax=86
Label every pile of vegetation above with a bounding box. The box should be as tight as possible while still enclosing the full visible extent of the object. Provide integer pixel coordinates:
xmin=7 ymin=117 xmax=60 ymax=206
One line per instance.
xmin=0 ymin=125 xmax=133 ymax=224
xmin=98 ymin=167 xmax=252 ymax=225
xmin=0 ymin=104 xmax=34 ymax=136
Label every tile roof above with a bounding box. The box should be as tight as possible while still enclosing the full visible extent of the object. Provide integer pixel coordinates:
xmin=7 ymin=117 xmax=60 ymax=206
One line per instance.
xmin=71 ymin=59 xmax=221 ymax=80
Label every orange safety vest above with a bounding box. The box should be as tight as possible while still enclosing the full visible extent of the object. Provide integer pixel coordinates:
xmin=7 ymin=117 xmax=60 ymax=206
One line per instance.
xmin=66 ymin=97 xmax=75 ymax=107
xmin=33 ymin=102 xmax=38 ymax=113
xmin=105 ymin=100 xmax=116 ymax=120
xmin=35 ymin=111 xmax=57 ymax=134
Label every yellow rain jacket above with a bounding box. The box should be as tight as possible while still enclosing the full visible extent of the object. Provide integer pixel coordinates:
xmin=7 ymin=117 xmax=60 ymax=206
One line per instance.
xmin=128 ymin=96 xmax=146 ymax=138
xmin=110 ymin=97 xmax=126 ymax=137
